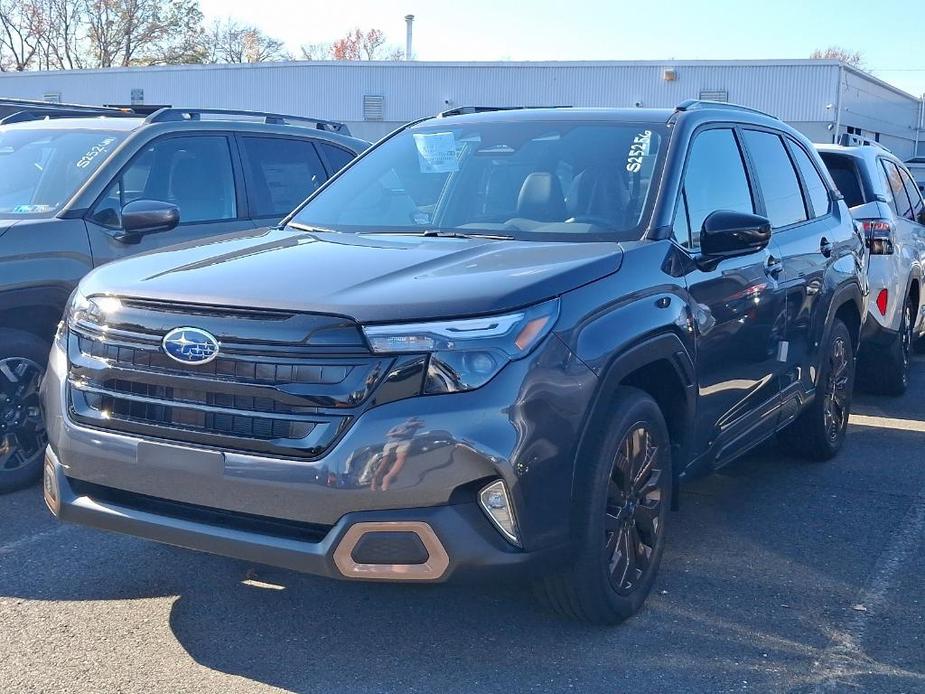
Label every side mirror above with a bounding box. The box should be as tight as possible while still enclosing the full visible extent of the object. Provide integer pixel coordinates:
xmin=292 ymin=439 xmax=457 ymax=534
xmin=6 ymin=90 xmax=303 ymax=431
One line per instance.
xmin=116 ymin=199 xmax=179 ymax=242
xmin=700 ymin=210 xmax=772 ymax=258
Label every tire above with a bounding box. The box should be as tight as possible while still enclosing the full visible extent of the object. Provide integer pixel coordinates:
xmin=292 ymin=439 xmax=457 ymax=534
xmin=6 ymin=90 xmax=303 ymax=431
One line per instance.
xmin=534 ymin=387 xmax=672 ymax=624
xmin=0 ymin=329 xmax=50 ymax=494
xmin=779 ymin=319 xmax=854 ymax=461
xmin=863 ymin=297 xmax=913 ymax=396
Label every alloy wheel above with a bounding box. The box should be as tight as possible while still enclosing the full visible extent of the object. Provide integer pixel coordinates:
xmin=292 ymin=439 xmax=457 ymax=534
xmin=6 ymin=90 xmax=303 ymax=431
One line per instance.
xmin=0 ymin=357 xmax=46 ymax=474
xmin=604 ymin=424 xmax=664 ymax=595
xmin=822 ymin=337 xmax=850 ymax=443
xmin=900 ymin=302 xmax=913 ymax=386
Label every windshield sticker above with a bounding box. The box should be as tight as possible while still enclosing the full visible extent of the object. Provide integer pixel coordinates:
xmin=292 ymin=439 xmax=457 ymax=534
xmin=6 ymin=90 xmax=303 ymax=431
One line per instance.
xmin=76 ymin=137 xmax=117 ymax=169
xmin=626 ymin=130 xmax=653 ymax=173
xmin=413 ymin=132 xmax=459 ymax=173
xmin=11 ymin=204 xmax=53 ymax=214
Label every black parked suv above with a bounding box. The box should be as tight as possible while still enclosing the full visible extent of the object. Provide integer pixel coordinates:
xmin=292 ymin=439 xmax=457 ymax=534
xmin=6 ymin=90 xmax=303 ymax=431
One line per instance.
xmin=0 ymin=106 xmax=367 ymax=492
xmin=43 ymin=102 xmax=866 ymax=623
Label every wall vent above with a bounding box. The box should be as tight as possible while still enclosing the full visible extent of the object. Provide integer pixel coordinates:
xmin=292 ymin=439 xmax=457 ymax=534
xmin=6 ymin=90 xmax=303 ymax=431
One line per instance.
xmin=43 ymin=92 xmax=61 ymax=104
xmin=363 ymin=95 xmax=384 ymax=121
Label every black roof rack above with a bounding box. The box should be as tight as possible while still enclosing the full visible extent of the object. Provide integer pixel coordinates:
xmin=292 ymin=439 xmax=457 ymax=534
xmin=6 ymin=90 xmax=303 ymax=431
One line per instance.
xmin=438 ymin=105 xmax=572 ymax=118
xmin=104 ymin=103 xmax=171 ymax=116
xmin=144 ymin=107 xmax=350 ymax=134
xmin=0 ymin=108 xmax=136 ymax=125
xmin=0 ymin=98 xmax=134 ymax=125
xmin=675 ymin=99 xmax=779 ymax=120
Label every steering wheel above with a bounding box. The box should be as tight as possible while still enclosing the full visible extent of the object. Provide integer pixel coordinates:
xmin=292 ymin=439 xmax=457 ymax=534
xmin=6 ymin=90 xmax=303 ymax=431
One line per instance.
xmin=565 ymin=215 xmax=614 ymax=228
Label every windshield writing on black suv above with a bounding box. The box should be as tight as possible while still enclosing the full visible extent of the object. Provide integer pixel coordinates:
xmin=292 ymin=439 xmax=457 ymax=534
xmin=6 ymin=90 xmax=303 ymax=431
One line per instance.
xmin=290 ymin=120 xmax=665 ymax=241
xmin=0 ymin=128 xmax=126 ymax=216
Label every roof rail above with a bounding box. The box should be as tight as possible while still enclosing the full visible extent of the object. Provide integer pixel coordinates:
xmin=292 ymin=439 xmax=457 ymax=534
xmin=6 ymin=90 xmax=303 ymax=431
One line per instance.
xmin=675 ymin=99 xmax=779 ymax=120
xmin=104 ymin=103 xmax=171 ymax=116
xmin=837 ymin=132 xmax=892 ymax=153
xmin=144 ymin=107 xmax=350 ymax=134
xmin=0 ymin=107 xmax=136 ymax=125
xmin=438 ymin=105 xmax=571 ymax=118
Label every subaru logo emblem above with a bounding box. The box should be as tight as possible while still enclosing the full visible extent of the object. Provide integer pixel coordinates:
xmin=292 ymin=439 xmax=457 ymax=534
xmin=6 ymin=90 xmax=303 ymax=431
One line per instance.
xmin=162 ymin=327 xmax=220 ymax=365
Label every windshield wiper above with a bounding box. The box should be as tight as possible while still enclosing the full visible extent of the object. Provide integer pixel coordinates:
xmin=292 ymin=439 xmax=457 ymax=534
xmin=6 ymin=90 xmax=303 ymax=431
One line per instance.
xmin=287 ymin=222 xmax=339 ymax=234
xmin=418 ymin=229 xmax=514 ymax=240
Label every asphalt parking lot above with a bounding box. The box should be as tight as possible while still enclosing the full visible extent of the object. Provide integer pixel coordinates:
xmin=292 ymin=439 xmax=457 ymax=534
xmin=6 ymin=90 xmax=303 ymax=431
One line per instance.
xmin=2 ymin=361 xmax=923 ymax=693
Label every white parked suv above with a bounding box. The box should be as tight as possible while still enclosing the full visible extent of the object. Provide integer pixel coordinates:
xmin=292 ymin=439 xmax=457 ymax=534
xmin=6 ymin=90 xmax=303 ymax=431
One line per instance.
xmin=817 ymin=143 xmax=925 ymax=394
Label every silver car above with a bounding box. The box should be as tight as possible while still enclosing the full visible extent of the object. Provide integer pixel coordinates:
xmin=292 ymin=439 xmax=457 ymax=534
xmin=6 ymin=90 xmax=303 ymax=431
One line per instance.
xmin=817 ymin=143 xmax=925 ymax=394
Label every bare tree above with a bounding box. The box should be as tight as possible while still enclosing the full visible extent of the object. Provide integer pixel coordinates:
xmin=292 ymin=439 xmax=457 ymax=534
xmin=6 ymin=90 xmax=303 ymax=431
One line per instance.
xmin=330 ymin=27 xmax=402 ymax=61
xmin=205 ymin=18 xmax=289 ymax=63
xmin=299 ymin=42 xmax=328 ymax=61
xmin=44 ymin=0 xmax=88 ymax=70
xmin=0 ymin=0 xmax=47 ymax=71
xmin=810 ymin=46 xmax=864 ymax=69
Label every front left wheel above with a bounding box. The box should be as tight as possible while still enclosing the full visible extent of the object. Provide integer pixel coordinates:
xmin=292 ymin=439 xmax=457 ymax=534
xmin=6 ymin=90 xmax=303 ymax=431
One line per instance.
xmin=0 ymin=329 xmax=49 ymax=494
xmin=534 ymin=387 xmax=672 ymax=624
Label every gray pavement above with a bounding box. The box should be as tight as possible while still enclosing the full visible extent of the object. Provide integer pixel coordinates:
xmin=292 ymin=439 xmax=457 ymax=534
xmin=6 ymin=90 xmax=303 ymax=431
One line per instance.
xmin=2 ymin=359 xmax=924 ymax=693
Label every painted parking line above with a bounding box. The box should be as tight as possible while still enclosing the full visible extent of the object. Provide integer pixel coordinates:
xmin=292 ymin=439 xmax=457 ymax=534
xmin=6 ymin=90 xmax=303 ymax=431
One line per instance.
xmin=848 ymin=414 xmax=925 ymax=433
xmin=809 ymin=483 xmax=925 ymax=691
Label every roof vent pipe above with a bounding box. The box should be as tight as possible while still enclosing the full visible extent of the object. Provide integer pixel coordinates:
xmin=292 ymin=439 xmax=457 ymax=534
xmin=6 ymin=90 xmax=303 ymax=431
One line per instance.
xmin=405 ymin=15 xmax=414 ymax=60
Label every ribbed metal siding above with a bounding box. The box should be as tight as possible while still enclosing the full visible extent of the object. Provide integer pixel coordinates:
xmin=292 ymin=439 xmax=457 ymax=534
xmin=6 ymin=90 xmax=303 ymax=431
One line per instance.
xmin=0 ymin=60 xmax=883 ymax=126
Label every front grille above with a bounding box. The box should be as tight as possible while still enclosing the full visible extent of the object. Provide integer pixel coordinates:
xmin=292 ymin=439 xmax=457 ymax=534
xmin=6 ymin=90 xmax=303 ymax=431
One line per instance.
xmin=66 ymin=301 xmax=395 ymax=460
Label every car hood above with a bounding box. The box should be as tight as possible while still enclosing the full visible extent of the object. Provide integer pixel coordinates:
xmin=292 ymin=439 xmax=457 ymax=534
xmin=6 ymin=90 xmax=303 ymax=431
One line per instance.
xmin=0 ymin=219 xmax=21 ymax=240
xmin=80 ymin=228 xmax=624 ymax=322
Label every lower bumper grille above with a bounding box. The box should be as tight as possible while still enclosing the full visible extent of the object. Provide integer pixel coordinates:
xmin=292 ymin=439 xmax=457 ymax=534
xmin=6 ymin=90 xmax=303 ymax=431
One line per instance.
xmin=67 ymin=478 xmax=332 ymax=544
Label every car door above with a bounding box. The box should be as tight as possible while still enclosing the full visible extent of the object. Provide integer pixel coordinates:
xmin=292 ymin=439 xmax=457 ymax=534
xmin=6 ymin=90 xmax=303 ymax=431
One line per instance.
xmin=676 ymin=126 xmax=788 ymax=463
xmin=895 ymin=163 xmax=925 ymax=333
xmin=754 ymin=132 xmax=845 ymax=416
xmin=84 ymin=133 xmax=253 ymax=265
xmin=236 ymin=135 xmax=333 ymax=229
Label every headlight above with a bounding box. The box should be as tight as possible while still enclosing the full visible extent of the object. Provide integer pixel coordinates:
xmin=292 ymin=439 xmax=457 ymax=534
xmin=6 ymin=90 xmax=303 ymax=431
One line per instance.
xmin=66 ymin=289 xmax=122 ymax=330
xmin=363 ymin=299 xmax=559 ymax=393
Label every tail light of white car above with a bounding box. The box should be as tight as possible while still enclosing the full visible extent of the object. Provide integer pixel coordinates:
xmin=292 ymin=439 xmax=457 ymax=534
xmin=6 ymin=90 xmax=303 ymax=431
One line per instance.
xmin=859 ymin=219 xmax=895 ymax=255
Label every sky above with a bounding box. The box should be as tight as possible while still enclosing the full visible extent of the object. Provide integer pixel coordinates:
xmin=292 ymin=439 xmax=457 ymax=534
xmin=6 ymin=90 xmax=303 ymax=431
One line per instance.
xmin=198 ymin=0 xmax=925 ymax=96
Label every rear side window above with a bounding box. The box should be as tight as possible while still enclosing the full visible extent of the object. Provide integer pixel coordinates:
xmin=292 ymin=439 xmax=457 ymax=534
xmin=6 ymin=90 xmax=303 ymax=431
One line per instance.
xmin=240 ymin=137 xmax=327 ymax=218
xmin=742 ymin=130 xmax=807 ymax=228
xmin=789 ymin=143 xmax=830 ymax=217
xmin=680 ymin=128 xmax=754 ymax=248
xmin=898 ymin=166 xmax=924 ymax=219
xmin=819 ymin=153 xmax=865 ymax=208
xmin=882 ymin=159 xmax=914 ymax=220
xmin=319 ymin=143 xmax=355 ymax=174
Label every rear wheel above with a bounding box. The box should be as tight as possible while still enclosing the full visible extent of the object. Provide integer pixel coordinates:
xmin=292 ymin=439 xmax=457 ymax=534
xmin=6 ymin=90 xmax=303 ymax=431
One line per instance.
xmin=863 ymin=297 xmax=913 ymax=396
xmin=0 ymin=330 xmax=49 ymax=494
xmin=779 ymin=319 xmax=854 ymax=461
xmin=534 ymin=387 xmax=672 ymax=624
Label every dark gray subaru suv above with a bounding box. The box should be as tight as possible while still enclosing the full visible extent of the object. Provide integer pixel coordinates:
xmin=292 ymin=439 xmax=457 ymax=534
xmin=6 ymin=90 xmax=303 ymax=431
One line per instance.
xmin=43 ymin=103 xmax=866 ymax=623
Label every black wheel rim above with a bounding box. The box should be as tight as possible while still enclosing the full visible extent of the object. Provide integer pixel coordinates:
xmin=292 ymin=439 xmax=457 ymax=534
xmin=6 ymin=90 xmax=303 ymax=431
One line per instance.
xmin=0 ymin=357 xmax=46 ymax=474
xmin=604 ymin=424 xmax=664 ymax=595
xmin=900 ymin=303 xmax=913 ymax=383
xmin=822 ymin=337 xmax=850 ymax=443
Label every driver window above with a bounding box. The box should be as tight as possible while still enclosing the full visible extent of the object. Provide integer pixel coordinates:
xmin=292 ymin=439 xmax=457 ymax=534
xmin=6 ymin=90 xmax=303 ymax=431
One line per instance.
xmin=680 ymin=128 xmax=755 ymax=250
xmin=92 ymin=136 xmax=236 ymax=228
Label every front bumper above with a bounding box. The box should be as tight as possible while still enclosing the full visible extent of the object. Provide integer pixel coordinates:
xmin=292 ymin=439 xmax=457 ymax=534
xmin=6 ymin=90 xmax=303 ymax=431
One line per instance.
xmin=42 ymin=332 xmax=597 ymax=579
xmin=43 ymin=448 xmax=569 ymax=582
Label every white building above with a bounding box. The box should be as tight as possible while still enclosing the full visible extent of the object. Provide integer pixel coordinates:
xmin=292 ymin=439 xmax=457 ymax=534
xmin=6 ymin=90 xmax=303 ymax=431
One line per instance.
xmin=0 ymin=59 xmax=922 ymax=158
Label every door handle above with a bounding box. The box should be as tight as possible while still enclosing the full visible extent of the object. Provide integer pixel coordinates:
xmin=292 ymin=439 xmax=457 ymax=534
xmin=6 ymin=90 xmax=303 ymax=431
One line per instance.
xmin=765 ymin=255 xmax=783 ymax=277
xmin=820 ymin=237 xmax=833 ymax=257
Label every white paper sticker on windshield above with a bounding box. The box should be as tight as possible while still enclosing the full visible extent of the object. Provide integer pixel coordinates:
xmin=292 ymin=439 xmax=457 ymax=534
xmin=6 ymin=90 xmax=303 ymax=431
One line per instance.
xmin=11 ymin=204 xmax=53 ymax=213
xmin=413 ymin=132 xmax=459 ymax=174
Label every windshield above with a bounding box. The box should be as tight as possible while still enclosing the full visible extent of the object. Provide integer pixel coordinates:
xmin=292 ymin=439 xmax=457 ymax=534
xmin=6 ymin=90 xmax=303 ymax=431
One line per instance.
xmin=289 ymin=120 xmax=665 ymax=241
xmin=0 ymin=128 xmax=127 ymax=216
